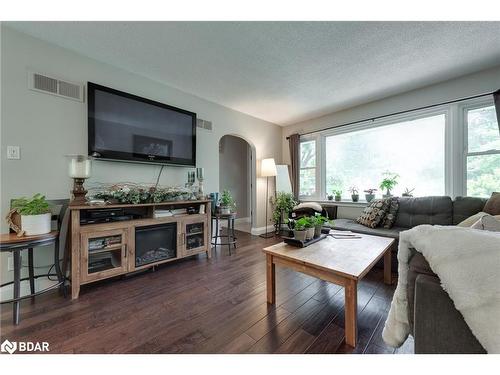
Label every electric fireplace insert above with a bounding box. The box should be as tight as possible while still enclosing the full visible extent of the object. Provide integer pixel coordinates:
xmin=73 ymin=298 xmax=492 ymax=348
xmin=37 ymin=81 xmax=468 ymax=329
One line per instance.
xmin=135 ymin=223 xmax=177 ymax=267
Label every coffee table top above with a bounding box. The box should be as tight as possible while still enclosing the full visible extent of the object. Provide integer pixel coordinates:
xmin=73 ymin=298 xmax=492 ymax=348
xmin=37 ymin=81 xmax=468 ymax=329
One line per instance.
xmin=263 ymin=233 xmax=394 ymax=280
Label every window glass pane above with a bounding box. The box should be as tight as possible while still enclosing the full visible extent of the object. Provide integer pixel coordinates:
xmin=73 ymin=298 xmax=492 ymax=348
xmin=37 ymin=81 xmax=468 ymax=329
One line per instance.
xmin=300 ymin=168 xmax=316 ymax=197
xmin=467 ymin=154 xmax=500 ymax=198
xmin=300 ymin=140 xmax=315 ymax=168
xmin=325 ymin=114 xmax=446 ymax=199
xmin=467 ymin=106 xmax=500 ymax=153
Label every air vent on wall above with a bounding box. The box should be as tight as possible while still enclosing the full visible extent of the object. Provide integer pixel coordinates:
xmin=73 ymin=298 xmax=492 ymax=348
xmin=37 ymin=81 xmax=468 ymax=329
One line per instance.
xmin=196 ymin=118 xmax=213 ymax=131
xmin=28 ymin=71 xmax=84 ymax=102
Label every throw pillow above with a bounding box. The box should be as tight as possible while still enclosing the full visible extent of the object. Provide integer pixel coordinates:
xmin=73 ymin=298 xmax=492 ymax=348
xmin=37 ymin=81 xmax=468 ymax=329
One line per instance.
xmin=382 ymin=197 xmax=399 ymax=229
xmin=470 ymin=215 xmax=500 ymax=232
xmin=483 ymin=192 xmax=500 ymax=215
xmin=356 ymin=199 xmax=390 ymax=228
xmin=457 ymin=212 xmax=490 ymax=227
xmin=293 ymin=202 xmax=323 ymax=212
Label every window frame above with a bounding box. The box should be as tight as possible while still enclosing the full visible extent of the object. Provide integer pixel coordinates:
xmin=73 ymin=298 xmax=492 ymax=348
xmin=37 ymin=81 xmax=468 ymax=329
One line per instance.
xmin=298 ymin=136 xmax=320 ymax=199
xmin=459 ymin=97 xmax=499 ymax=197
xmin=300 ymin=105 xmax=453 ymax=201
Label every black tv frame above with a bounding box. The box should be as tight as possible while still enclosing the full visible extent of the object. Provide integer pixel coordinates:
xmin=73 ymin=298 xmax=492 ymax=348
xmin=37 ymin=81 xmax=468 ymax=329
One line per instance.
xmin=88 ymin=82 xmax=197 ymax=167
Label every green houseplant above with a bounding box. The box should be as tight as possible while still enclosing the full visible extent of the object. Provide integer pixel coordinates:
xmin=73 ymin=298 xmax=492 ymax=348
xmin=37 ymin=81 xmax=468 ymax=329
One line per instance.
xmin=11 ymin=194 xmax=52 ymax=235
xmin=349 ymin=186 xmax=359 ymax=202
xmin=311 ymin=213 xmax=330 ymax=238
xmin=379 ymin=173 xmax=399 ymax=198
xmin=219 ymin=190 xmax=236 ymax=214
xmin=292 ymin=217 xmax=309 ymax=241
xmin=402 ymin=187 xmax=415 ymax=197
xmin=272 ymin=192 xmax=297 ymax=232
xmin=364 ymin=188 xmax=377 ymax=202
xmin=333 ymin=190 xmax=342 ymax=202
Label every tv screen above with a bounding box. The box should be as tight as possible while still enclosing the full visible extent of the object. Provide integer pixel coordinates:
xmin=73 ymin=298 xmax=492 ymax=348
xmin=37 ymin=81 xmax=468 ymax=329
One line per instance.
xmin=88 ymin=82 xmax=196 ymax=166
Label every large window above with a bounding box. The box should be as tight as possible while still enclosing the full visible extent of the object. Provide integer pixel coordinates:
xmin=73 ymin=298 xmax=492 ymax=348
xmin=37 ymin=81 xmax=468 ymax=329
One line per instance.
xmin=297 ymin=97 xmax=500 ymax=201
xmin=299 ymin=140 xmax=316 ymax=196
xmin=325 ymin=114 xmax=446 ymax=199
xmin=465 ymin=105 xmax=500 ymax=197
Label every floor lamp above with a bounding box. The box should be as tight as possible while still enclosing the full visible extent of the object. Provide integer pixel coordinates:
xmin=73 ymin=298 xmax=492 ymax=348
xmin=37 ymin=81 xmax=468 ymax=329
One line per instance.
xmin=260 ymin=158 xmax=277 ymax=239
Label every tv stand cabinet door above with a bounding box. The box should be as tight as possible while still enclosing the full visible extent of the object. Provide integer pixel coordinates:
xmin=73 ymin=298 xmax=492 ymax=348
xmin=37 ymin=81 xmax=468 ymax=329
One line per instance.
xmin=180 ymin=215 xmax=208 ymax=257
xmin=80 ymin=228 xmax=129 ymax=284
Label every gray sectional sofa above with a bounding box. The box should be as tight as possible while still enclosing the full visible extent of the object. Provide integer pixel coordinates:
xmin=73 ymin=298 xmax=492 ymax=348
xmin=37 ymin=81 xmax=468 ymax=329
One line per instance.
xmin=331 ymin=195 xmax=488 ymax=353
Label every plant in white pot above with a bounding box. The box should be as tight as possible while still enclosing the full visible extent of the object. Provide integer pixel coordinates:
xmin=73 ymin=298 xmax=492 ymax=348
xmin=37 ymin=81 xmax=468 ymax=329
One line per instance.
xmin=292 ymin=217 xmax=309 ymax=241
xmin=219 ymin=190 xmax=236 ymax=215
xmin=312 ymin=213 xmax=330 ymax=238
xmin=12 ymin=194 xmax=51 ymax=235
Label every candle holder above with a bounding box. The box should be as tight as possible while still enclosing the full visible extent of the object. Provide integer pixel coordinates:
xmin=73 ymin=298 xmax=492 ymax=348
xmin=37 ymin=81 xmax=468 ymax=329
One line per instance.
xmin=196 ymin=167 xmax=205 ymax=198
xmin=67 ymin=155 xmax=92 ymax=206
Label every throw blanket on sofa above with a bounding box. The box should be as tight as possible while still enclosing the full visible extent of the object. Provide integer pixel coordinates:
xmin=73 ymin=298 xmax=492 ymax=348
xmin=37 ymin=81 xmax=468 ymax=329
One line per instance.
xmin=382 ymin=225 xmax=500 ymax=353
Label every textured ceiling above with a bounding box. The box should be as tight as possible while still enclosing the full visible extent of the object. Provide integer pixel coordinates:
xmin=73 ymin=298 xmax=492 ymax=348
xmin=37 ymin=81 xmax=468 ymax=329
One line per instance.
xmin=6 ymin=21 xmax=500 ymax=125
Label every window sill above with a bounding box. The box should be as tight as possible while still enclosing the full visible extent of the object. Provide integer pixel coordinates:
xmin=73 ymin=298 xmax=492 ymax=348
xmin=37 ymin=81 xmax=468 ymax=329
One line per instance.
xmin=301 ymin=199 xmax=368 ymax=208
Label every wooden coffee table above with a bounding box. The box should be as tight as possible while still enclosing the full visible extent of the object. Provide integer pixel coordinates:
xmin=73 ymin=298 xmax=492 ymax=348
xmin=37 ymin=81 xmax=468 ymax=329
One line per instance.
xmin=263 ymin=233 xmax=395 ymax=347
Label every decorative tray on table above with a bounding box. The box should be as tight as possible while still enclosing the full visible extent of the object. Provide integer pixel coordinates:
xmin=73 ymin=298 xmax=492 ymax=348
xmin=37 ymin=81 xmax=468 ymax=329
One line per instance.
xmin=282 ymin=234 xmax=327 ymax=248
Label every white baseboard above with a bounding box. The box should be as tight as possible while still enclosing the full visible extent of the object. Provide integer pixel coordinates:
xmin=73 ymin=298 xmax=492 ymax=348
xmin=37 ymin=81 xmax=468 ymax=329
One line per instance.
xmin=235 ymin=217 xmax=251 ymax=224
xmin=250 ymin=225 xmax=275 ymax=236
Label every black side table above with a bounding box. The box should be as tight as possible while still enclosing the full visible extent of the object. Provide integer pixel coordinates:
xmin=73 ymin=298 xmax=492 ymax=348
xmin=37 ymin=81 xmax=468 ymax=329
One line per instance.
xmin=0 ymin=232 xmax=66 ymax=325
xmin=211 ymin=213 xmax=237 ymax=255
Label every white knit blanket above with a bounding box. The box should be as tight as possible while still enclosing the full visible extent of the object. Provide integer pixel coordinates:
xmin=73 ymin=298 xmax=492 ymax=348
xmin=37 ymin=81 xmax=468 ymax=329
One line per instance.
xmin=382 ymin=225 xmax=500 ymax=353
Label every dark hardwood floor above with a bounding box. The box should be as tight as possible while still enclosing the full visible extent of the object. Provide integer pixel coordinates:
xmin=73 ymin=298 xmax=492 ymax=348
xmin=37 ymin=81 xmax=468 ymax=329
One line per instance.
xmin=0 ymin=230 xmax=413 ymax=354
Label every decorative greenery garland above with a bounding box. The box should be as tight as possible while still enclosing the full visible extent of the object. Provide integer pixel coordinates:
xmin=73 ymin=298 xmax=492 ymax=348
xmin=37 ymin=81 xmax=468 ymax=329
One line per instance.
xmin=90 ymin=183 xmax=195 ymax=204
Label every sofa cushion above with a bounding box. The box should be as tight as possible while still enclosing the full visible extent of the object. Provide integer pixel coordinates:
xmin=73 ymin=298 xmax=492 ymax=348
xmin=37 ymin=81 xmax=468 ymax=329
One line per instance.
xmin=331 ymin=218 xmax=404 ymax=239
xmin=382 ymin=197 xmax=399 ymax=229
xmin=470 ymin=214 xmax=500 ymax=232
xmin=452 ymin=196 xmax=487 ymax=225
xmin=395 ymin=196 xmax=453 ymax=228
xmin=356 ymin=199 xmax=389 ymax=228
xmin=457 ymin=212 xmax=490 ymax=227
xmin=483 ymin=192 xmax=500 ymax=215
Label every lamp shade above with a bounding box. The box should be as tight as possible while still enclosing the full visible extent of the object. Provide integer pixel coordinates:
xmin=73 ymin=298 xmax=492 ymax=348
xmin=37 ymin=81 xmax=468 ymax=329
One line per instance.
xmin=261 ymin=158 xmax=277 ymax=177
xmin=67 ymin=155 xmax=92 ymax=178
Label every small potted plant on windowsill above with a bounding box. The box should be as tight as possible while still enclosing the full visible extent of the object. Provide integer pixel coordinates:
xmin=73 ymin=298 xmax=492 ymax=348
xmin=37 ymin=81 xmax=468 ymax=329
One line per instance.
xmin=219 ymin=190 xmax=236 ymax=215
xmin=333 ymin=190 xmax=342 ymax=202
xmin=379 ymin=172 xmax=399 ymax=198
xmin=364 ymin=188 xmax=377 ymax=203
xmin=11 ymin=194 xmax=52 ymax=236
xmin=402 ymin=187 xmax=415 ymax=197
xmin=349 ymin=186 xmax=359 ymax=202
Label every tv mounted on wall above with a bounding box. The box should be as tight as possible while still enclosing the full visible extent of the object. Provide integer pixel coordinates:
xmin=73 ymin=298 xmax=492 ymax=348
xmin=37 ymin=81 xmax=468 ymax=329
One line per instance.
xmin=88 ymin=82 xmax=196 ymax=166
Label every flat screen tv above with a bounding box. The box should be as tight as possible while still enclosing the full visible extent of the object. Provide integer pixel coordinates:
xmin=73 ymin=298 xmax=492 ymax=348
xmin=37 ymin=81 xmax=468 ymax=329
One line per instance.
xmin=88 ymin=82 xmax=196 ymax=166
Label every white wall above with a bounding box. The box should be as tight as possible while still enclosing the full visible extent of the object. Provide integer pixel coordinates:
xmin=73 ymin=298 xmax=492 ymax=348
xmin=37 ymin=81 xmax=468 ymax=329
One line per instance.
xmin=0 ymin=26 xmax=282 ymax=283
xmin=282 ymin=64 xmax=500 ymax=218
xmin=219 ymin=135 xmax=251 ymax=219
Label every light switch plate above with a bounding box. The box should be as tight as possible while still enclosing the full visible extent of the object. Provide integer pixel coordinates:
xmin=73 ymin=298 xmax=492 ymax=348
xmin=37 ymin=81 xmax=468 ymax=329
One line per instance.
xmin=7 ymin=146 xmax=20 ymax=159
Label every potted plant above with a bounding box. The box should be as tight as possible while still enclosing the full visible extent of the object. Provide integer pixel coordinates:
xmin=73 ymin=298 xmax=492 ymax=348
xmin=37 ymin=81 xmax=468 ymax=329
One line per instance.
xmin=379 ymin=173 xmax=399 ymax=198
xmin=349 ymin=186 xmax=359 ymax=202
xmin=11 ymin=194 xmax=52 ymax=235
xmin=292 ymin=217 xmax=309 ymax=241
xmin=219 ymin=190 xmax=236 ymax=214
xmin=402 ymin=187 xmax=415 ymax=197
xmin=305 ymin=216 xmax=315 ymax=240
xmin=327 ymin=194 xmax=334 ymax=201
xmin=312 ymin=213 xmax=330 ymax=238
xmin=333 ymin=190 xmax=342 ymax=202
xmin=272 ymin=192 xmax=297 ymax=233
xmin=364 ymin=188 xmax=377 ymax=202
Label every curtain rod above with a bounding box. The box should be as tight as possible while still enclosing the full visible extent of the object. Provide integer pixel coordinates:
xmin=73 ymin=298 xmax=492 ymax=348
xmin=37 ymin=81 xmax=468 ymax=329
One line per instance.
xmin=286 ymin=89 xmax=499 ymax=139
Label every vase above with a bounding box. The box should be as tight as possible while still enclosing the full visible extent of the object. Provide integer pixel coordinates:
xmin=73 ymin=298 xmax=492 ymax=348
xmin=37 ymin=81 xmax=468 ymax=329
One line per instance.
xmin=365 ymin=194 xmax=375 ymax=202
xmin=294 ymin=230 xmax=307 ymax=241
xmin=306 ymin=227 xmax=314 ymax=240
xmin=351 ymin=194 xmax=359 ymax=202
xmin=314 ymin=225 xmax=322 ymax=238
xmin=21 ymin=213 xmax=51 ymax=235
xmin=334 ymin=196 xmax=341 ymax=202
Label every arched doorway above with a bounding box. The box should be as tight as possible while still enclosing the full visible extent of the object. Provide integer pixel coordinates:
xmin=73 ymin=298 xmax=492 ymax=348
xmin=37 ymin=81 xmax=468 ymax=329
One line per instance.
xmin=219 ymin=135 xmax=253 ymax=233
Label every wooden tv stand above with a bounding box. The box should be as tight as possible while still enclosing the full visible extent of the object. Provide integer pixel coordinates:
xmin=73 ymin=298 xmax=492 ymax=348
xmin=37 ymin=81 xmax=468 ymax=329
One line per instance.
xmin=69 ymin=200 xmax=211 ymax=299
